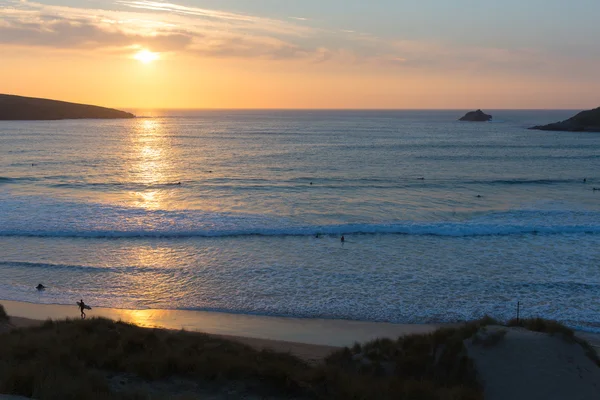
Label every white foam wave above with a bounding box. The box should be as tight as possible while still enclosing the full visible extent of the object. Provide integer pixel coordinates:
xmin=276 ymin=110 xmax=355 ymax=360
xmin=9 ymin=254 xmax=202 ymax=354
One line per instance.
xmin=0 ymin=196 xmax=599 ymax=238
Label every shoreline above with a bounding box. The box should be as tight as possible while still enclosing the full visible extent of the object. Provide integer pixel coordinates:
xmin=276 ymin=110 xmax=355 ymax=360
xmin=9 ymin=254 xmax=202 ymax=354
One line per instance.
xmin=4 ymin=299 xmax=599 ymax=352
xmin=0 ymin=299 xmax=443 ymax=347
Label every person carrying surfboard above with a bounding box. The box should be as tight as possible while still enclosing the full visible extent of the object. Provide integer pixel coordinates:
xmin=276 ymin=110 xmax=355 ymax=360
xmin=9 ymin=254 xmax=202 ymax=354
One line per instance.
xmin=77 ymin=299 xmax=88 ymax=319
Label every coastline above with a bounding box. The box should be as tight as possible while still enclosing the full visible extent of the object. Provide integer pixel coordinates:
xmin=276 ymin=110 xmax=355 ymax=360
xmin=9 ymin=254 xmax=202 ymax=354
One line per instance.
xmin=4 ymin=298 xmax=599 ymax=355
xmin=4 ymin=300 xmax=600 ymax=399
xmin=0 ymin=299 xmax=443 ymax=347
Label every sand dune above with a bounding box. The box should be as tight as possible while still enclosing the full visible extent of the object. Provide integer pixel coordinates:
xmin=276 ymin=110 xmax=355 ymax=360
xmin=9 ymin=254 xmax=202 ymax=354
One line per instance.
xmin=467 ymin=326 xmax=600 ymax=400
xmin=3 ymin=313 xmax=600 ymax=399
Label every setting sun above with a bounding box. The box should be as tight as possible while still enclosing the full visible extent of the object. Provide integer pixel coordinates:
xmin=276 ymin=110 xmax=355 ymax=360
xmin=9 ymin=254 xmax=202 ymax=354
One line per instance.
xmin=134 ymin=50 xmax=159 ymax=64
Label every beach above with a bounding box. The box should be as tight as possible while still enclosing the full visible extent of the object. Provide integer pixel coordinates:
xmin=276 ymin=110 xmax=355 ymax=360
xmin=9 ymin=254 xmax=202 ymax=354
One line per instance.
xmin=3 ymin=298 xmax=599 ymax=358
xmin=1 ymin=299 xmax=442 ymax=347
xmin=2 ymin=302 xmax=600 ymax=399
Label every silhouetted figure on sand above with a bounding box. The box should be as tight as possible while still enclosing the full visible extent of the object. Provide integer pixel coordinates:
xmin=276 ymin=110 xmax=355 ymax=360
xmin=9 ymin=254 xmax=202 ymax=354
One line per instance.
xmin=36 ymin=284 xmax=45 ymax=291
xmin=77 ymin=299 xmax=88 ymax=319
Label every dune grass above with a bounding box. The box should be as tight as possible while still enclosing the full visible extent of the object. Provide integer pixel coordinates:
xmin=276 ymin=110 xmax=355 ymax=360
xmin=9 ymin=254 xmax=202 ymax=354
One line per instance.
xmin=1 ymin=312 xmax=596 ymax=399
xmin=0 ymin=305 xmax=8 ymax=323
xmin=507 ymin=317 xmax=575 ymax=338
xmin=0 ymin=316 xmax=487 ymax=400
xmin=0 ymin=317 xmax=310 ymax=399
xmin=319 ymin=318 xmax=498 ymax=400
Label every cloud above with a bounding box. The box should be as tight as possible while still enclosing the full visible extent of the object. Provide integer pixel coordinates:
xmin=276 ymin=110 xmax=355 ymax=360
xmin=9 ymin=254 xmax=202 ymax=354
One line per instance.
xmin=0 ymin=0 xmax=324 ymax=59
xmin=191 ymin=36 xmax=311 ymax=60
xmin=0 ymin=17 xmax=192 ymax=51
xmin=115 ymin=0 xmax=315 ymax=37
xmin=1 ymin=0 xmax=597 ymax=78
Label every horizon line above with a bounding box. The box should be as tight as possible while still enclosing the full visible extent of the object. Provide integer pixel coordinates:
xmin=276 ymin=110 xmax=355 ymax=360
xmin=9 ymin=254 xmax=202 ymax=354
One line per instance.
xmin=123 ymin=107 xmax=589 ymax=111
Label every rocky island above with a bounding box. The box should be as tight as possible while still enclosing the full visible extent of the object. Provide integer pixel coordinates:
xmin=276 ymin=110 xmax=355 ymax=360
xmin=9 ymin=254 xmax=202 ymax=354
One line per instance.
xmin=0 ymin=94 xmax=135 ymax=120
xmin=459 ymin=109 xmax=492 ymax=122
xmin=529 ymin=107 xmax=600 ymax=132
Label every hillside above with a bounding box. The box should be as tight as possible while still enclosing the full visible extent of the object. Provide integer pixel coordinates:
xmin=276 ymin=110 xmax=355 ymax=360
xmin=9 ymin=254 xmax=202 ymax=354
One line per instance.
xmin=0 ymin=94 xmax=135 ymax=120
xmin=530 ymin=107 xmax=600 ymax=132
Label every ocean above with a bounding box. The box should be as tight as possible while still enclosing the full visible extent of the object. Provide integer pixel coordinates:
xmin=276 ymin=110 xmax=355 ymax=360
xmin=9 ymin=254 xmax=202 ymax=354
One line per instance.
xmin=1 ymin=110 xmax=599 ymax=331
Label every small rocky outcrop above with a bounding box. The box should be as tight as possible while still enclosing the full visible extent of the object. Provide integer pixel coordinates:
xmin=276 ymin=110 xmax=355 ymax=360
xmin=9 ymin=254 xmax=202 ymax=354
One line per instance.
xmin=0 ymin=94 xmax=135 ymax=120
xmin=459 ymin=109 xmax=492 ymax=122
xmin=529 ymin=107 xmax=600 ymax=132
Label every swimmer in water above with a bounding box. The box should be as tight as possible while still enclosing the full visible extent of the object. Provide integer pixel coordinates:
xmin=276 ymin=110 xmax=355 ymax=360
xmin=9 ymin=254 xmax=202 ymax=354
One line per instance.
xmin=341 ymin=235 xmax=345 ymax=243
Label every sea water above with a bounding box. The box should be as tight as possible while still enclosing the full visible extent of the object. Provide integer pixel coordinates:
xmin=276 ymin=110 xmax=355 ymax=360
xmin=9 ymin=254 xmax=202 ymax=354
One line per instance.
xmin=1 ymin=110 xmax=599 ymax=331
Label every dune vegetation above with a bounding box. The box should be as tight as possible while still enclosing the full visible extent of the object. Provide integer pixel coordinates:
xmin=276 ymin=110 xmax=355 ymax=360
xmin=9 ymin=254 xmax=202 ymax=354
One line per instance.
xmin=0 ymin=304 xmax=8 ymax=323
xmin=0 ymin=310 xmax=596 ymax=400
xmin=0 ymin=315 xmax=491 ymax=400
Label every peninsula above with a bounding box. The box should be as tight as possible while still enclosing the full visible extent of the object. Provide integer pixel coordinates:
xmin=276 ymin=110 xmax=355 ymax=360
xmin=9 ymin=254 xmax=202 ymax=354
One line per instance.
xmin=529 ymin=107 xmax=600 ymax=132
xmin=0 ymin=94 xmax=135 ymax=120
xmin=459 ymin=109 xmax=492 ymax=122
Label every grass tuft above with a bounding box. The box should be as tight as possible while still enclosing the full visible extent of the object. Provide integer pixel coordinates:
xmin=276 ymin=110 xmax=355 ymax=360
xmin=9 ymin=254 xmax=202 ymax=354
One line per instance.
xmin=0 ymin=304 xmax=9 ymax=323
xmin=507 ymin=318 xmax=574 ymax=339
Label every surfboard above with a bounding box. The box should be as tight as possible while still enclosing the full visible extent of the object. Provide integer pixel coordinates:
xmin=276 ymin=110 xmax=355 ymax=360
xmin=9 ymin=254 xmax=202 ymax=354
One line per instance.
xmin=77 ymin=302 xmax=92 ymax=310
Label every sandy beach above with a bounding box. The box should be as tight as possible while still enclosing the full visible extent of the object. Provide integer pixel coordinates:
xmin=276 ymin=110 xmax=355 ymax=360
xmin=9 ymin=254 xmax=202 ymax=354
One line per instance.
xmin=4 ymin=299 xmax=600 ymax=351
xmin=0 ymin=299 xmax=443 ymax=347
xmin=1 ymin=299 xmax=447 ymax=365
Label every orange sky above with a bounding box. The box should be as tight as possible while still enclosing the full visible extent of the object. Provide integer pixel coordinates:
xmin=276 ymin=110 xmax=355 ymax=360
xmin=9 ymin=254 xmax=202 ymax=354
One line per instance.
xmin=1 ymin=0 xmax=599 ymax=109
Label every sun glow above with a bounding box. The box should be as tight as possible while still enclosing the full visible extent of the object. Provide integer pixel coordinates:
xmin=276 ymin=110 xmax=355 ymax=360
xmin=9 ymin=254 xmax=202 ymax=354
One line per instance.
xmin=134 ymin=49 xmax=159 ymax=64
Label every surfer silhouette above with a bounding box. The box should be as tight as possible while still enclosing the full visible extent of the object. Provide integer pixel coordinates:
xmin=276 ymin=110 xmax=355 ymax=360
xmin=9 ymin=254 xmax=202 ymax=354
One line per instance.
xmin=341 ymin=235 xmax=345 ymax=244
xmin=77 ymin=299 xmax=88 ymax=319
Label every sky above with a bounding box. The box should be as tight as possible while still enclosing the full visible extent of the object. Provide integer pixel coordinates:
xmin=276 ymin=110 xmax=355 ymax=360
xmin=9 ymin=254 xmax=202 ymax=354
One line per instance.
xmin=1 ymin=0 xmax=599 ymax=109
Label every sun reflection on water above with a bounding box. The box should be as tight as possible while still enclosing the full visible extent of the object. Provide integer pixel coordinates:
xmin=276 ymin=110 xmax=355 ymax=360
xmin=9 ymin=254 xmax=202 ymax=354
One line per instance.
xmin=128 ymin=119 xmax=177 ymax=210
xmin=113 ymin=246 xmax=185 ymax=311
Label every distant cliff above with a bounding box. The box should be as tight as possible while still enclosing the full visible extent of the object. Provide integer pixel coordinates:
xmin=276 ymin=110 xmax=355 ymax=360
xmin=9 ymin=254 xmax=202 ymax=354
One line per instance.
xmin=459 ymin=110 xmax=492 ymax=122
xmin=529 ymin=107 xmax=600 ymax=132
xmin=0 ymin=94 xmax=135 ymax=120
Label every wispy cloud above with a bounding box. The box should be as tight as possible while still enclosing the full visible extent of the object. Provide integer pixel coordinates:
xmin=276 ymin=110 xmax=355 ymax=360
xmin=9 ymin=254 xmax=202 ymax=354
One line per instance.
xmin=0 ymin=0 xmax=320 ymax=58
xmin=0 ymin=15 xmax=192 ymax=51
xmin=0 ymin=0 xmax=595 ymax=78
xmin=115 ymin=0 xmax=314 ymax=37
